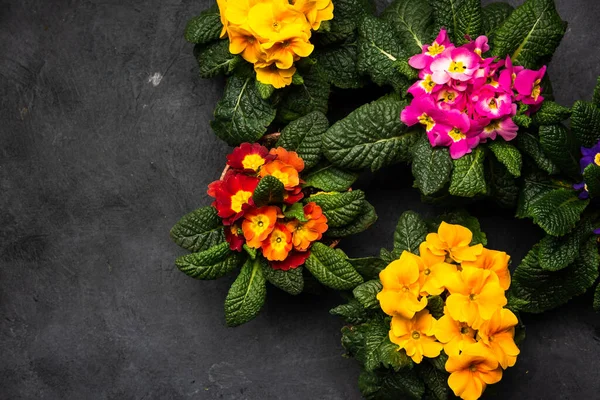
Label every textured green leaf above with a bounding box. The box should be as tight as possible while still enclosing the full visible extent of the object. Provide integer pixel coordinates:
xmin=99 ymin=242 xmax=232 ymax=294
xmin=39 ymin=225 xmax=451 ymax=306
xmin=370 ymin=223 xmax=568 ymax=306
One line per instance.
xmin=170 ymin=206 xmax=225 ymax=252
xmin=260 ymin=262 xmax=304 ymax=295
xmin=325 ymin=202 xmax=378 ymax=237
xmin=512 ymin=239 xmax=600 ymax=313
xmin=194 ymin=40 xmax=240 ymax=79
xmin=303 ymin=162 xmax=358 ymax=192
xmin=426 ymin=295 xmax=445 ymax=319
xmin=513 ymin=114 xmax=532 ymax=128
xmin=517 ymin=132 xmax=559 ymax=175
xmin=350 ymin=257 xmax=387 ymax=280
xmin=357 ymin=15 xmax=410 ymax=92
xmin=253 ymin=175 xmax=284 ymax=207
xmin=315 ymin=0 xmax=375 ymax=45
xmin=176 ymin=242 xmax=243 ymax=280
xmin=449 ymin=148 xmax=487 ymax=197
xmin=277 ymin=62 xmax=330 ymax=123
xmin=538 ymin=219 xmax=594 ymax=271
xmin=488 ymin=140 xmax=522 ymax=177
xmin=487 ymin=158 xmax=519 ymax=208
xmin=353 ymin=280 xmax=383 ymax=310
xmin=381 ymin=0 xmax=434 ymax=55
xmin=455 ymin=0 xmax=483 ymax=45
xmin=529 ymin=188 xmax=589 ymax=236
xmin=532 ymin=101 xmax=571 ymax=126
xmin=593 ymin=76 xmax=600 ymax=108
xmin=506 ymin=295 xmax=530 ymax=314
xmin=538 ymin=124 xmax=580 ymax=177
xmin=584 ymin=163 xmax=600 ymax=198
xmin=394 ymin=211 xmax=427 ymax=255
xmin=211 ymin=75 xmax=276 ymax=146
xmin=516 ymin=171 xmax=573 ymax=218
xmin=482 ymin=2 xmax=514 ymax=36
xmin=324 ymin=95 xmax=418 ymax=171
xmin=571 ymin=100 xmax=600 ymax=148
xmin=359 ymin=369 xmax=426 ymax=400
xmin=314 ymin=43 xmax=363 ymax=89
xmin=594 ymin=284 xmax=600 ymax=312
xmin=184 ymin=6 xmax=222 ymax=44
xmin=224 ymin=257 xmax=267 ymax=326
xmin=363 ymin=321 xmax=413 ymax=372
xmin=277 ymin=111 xmax=328 ymax=169
xmin=330 ymin=298 xmax=369 ymax=324
xmin=342 ymin=324 xmax=369 ymax=361
xmin=418 ymin=362 xmax=449 ymax=400
xmin=255 ymin=80 xmax=275 ymax=100
xmin=431 ymin=0 xmax=466 ymax=42
xmin=492 ymin=0 xmax=566 ymax=69
xmin=380 ymin=248 xmax=399 ymax=264
xmin=283 ymin=202 xmax=307 ymax=222
xmin=305 ymin=243 xmax=364 ymax=289
xmin=412 ymin=134 xmax=453 ymax=196
xmin=307 ymin=190 xmax=365 ymax=227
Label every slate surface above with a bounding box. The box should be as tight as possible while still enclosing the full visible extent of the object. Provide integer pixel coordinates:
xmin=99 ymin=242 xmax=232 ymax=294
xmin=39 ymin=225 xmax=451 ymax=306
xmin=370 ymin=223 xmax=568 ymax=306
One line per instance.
xmin=1 ymin=0 xmax=599 ymax=399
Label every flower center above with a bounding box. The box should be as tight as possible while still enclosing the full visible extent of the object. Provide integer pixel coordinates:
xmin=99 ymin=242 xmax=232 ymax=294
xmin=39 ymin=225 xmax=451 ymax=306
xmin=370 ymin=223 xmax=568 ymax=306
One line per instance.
xmin=242 ymin=154 xmax=265 ymax=171
xmin=424 ymin=268 xmax=431 ymax=276
xmin=230 ymin=190 xmax=253 ymax=213
xmin=532 ymin=79 xmax=542 ymax=101
xmin=484 ymin=120 xmax=500 ymax=134
xmin=276 ymin=237 xmax=282 ymax=243
xmin=460 ymin=326 xmax=470 ymax=335
xmin=448 ymin=128 xmax=466 ymax=142
xmin=272 ymin=21 xmax=281 ymax=31
xmin=595 ymin=153 xmax=600 ymax=166
xmin=427 ymin=43 xmax=445 ymax=56
xmin=488 ymin=98 xmax=498 ymax=109
xmin=469 ymin=364 xmax=477 ymax=372
xmin=411 ymin=331 xmax=421 ymax=340
xmin=402 ymin=286 xmax=410 ymax=292
xmin=449 ymin=61 xmax=466 ymax=73
xmin=420 ymin=75 xmax=437 ymax=93
xmin=418 ymin=113 xmax=435 ymax=131
xmin=469 ymin=293 xmax=477 ymax=301
xmin=257 ymin=220 xmax=264 ymax=227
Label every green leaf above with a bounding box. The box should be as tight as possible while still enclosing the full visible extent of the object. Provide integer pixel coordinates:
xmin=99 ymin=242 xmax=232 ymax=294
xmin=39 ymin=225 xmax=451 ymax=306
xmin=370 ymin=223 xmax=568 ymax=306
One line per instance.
xmin=449 ymin=148 xmax=487 ymax=197
xmin=277 ymin=111 xmax=328 ymax=169
xmin=380 ymin=0 xmax=434 ymax=55
xmin=170 ymin=206 xmax=225 ymax=252
xmin=184 ymin=6 xmax=222 ymax=44
xmin=363 ymin=321 xmax=412 ymax=372
xmin=431 ymin=0 xmax=466 ymax=42
xmin=224 ymin=257 xmax=267 ymax=326
xmin=380 ymin=248 xmax=399 ymax=264
xmin=492 ymin=0 xmax=566 ymax=69
xmin=594 ymin=283 xmax=600 ymax=312
xmin=303 ymin=162 xmax=358 ymax=192
xmin=426 ymin=295 xmax=445 ymax=319
xmin=316 ymin=0 xmax=375 ymax=45
xmin=532 ymin=101 xmax=571 ymax=125
xmin=304 ymin=242 xmax=364 ymax=289
xmin=506 ymin=294 xmax=530 ymax=314
xmin=571 ymin=100 xmax=600 ymax=148
xmin=455 ymin=0 xmax=483 ymax=45
xmin=538 ymin=219 xmax=594 ymax=271
xmin=350 ymin=257 xmax=387 ymax=280
xmin=325 ymin=201 xmax=378 ymax=237
xmin=488 ymin=140 xmax=522 ymax=177
xmin=418 ymin=362 xmax=449 ymax=400
xmin=283 ymin=202 xmax=307 ymax=222
xmin=394 ymin=211 xmax=428 ymax=255
xmin=260 ymin=262 xmax=304 ymax=295
xmin=176 ymin=242 xmax=243 ymax=280
xmin=513 ymin=114 xmax=532 ymax=128
xmin=323 ymin=95 xmax=418 ymax=171
xmin=243 ymin=244 xmax=257 ymax=259
xmin=584 ymin=163 xmax=600 ymax=198
xmin=341 ymin=324 xmax=368 ymax=360
xmin=412 ymin=134 xmax=453 ymax=196
xmin=482 ymin=2 xmax=514 ymax=37
xmin=194 ymin=40 xmax=240 ymax=79
xmin=255 ymin=80 xmax=275 ymax=100
xmin=515 ymin=171 xmax=557 ymax=218
xmin=357 ymin=15 xmax=410 ymax=92
xmin=512 ymin=239 xmax=600 ymax=313
xmin=538 ymin=124 xmax=580 ymax=177
xmin=353 ymin=280 xmax=383 ymax=309
xmin=277 ymin=63 xmax=330 ymax=123
xmin=528 ymin=188 xmax=589 ymax=236
xmin=307 ymin=190 xmax=365 ymax=227
xmin=314 ymin=42 xmax=363 ymax=89
xmin=379 ymin=370 xmax=425 ymax=400
xmin=330 ymin=298 xmax=369 ymax=324
xmin=253 ymin=175 xmax=284 ymax=207
xmin=593 ymin=76 xmax=600 ymax=108
xmin=211 ymin=75 xmax=276 ymax=146
xmin=487 ymin=158 xmax=519 ymax=208
xmin=517 ymin=132 xmax=559 ymax=175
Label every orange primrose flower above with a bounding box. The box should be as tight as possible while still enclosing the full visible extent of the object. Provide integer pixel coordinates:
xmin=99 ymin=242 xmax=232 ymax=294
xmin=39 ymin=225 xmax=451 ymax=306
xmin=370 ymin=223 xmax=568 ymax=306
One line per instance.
xmin=462 ymin=248 xmax=511 ymax=290
xmin=286 ymin=202 xmax=328 ymax=251
xmin=228 ymin=25 xmax=265 ymax=64
xmin=269 ymin=147 xmax=305 ymax=172
xmin=262 ymin=223 xmax=293 ymax=261
xmin=477 ymin=308 xmax=520 ymax=369
xmin=434 ymin=312 xmax=477 ymax=357
xmin=389 ymin=310 xmax=443 ymax=364
xmin=260 ymin=159 xmax=300 ymax=189
xmin=424 ymin=222 xmax=483 ymax=263
xmin=248 ymin=0 xmax=310 ymax=42
xmin=445 ymin=267 xmax=507 ymax=329
xmin=376 ymin=251 xmax=427 ymax=319
xmin=255 ymin=61 xmax=297 ymax=88
xmin=417 ymin=242 xmax=456 ymax=296
xmin=223 ymin=0 xmax=258 ymax=26
xmin=261 ymin=32 xmax=314 ymax=69
xmin=216 ymin=0 xmax=229 ymax=38
xmin=242 ymin=206 xmax=279 ymax=248
xmin=446 ymin=342 xmax=503 ymax=400
xmin=292 ymin=0 xmax=334 ymax=30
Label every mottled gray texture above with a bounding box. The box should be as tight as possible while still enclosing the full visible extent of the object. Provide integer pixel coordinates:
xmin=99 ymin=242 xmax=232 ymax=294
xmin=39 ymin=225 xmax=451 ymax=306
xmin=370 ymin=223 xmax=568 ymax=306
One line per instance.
xmin=1 ymin=0 xmax=599 ymax=399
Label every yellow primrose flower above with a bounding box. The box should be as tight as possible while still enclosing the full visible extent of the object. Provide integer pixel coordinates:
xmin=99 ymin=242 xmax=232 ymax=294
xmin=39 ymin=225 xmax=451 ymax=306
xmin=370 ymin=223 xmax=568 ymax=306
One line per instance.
xmin=377 ymin=251 xmax=427 ymax=319
xmin=254 ymin=62 xmax=297 ymax=88
xmin=423 ymin=222 xmax=483 ymax=263
xmin=292 ymin=0 xmax=334 ymax=30
xmin=248 ymin=0 xmax=310 ymax=42
xmin=261 ymin=32 xmax=314 ymax=69
xmin=389 ymin=310 xmax=443 ymax=364
xmin=446 ymin=342 xmax=503 ymax=400
xmin=434 ymin=311 xmax=477 ymax=357
xmin=223 ymin=0 xmax=264 ymax=27
xmin=216 ymin=0 xmax=229 ymax=38
xmin=417 ymin=242 xmax=457 ymax=296
xmin=477 ymin=308 xmax=520 ymax=369
xmin=445 ymin=267 xmax=507 ymax=329
xmin=462 ymin=248 xmax=511 ymax=290
xmin=228 ymin=25 xmax=265 ymax=64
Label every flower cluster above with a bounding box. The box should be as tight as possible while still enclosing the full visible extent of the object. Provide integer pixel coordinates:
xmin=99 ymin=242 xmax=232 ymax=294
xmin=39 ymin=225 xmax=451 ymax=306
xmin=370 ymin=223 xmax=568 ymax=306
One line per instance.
xmin=377 ymin=222 xmax=519 ymax=400
xmin=574 ymin=139 xmax=600 ymax=200
xmin=216 ymin=0 xmax=334 ymax=89
xmin=208 ymin=143 xmax=328 ymax=270
xmin=401 ymin=29 xmax=546 ymax=159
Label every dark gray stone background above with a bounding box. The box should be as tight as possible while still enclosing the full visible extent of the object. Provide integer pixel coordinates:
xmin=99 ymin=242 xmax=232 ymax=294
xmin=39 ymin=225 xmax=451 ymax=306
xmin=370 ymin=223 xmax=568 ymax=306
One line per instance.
xmin=1 ymin=0 xmax=599 ymax=398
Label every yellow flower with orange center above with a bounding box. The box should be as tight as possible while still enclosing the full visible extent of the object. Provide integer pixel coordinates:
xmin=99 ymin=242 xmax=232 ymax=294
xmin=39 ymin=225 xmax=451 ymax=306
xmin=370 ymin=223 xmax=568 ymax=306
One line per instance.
xmin=477 ymin=308 xmax=520 ymax=369
xmin=286 ymin=202 xmax=328 ymax=251
xmin=254 ymin=62 xmax=297 ymax=88
xmin=389 ymin=310 xmax=443 ymax=364
xmin=434 ymin=311 xmax=477 ymax=357
xmin=376 ymin=251 xmax=427 ymax=319
xmin=261 ymin=32 xmax=314 ymax=70
xmin=248 ymin=0 xmax=310 ymax=42
xmin=445 ymin=267 xmax=507 ymax=329
xmin=228 ymin=25 xmax=265 ymax=64
xmin=242 ymin=206 xmax=279 ymax=248
xmin=259 ymin=159 xmax=300 ymax=189
xmin=462 ymin=248 xmax=511 ymax=290
xmin=423 ymin=222 xmax=483 ymax=263
xmin=292 ymin=0 xmax=334 ymax=30
xmin=262 ymin=223 xmax=293 ymax=261
xmin=417 ymin=243 xmax=456 ymax=296
xmin=446 ymin=342 xmax=503 ymax=400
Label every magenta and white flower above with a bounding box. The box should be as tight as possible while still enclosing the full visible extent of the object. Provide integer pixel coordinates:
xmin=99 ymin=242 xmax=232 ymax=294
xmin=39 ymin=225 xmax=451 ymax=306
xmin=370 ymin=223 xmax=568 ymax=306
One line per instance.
xmin=408 ymin=29 xmax=454 ymax=70
xmin=430 ymin=47 xmax=480 ymax=84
